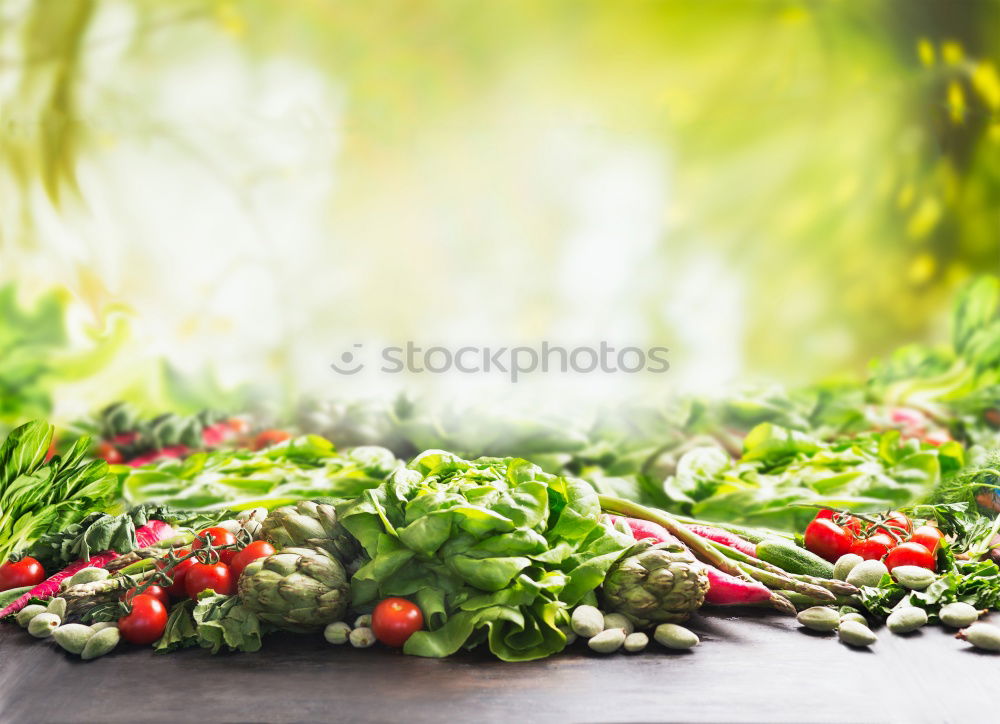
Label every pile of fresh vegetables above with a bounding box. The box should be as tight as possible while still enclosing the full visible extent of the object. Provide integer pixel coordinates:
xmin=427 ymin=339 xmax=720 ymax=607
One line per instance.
xmin=5 ymin=276 xmax=1000 ymax=659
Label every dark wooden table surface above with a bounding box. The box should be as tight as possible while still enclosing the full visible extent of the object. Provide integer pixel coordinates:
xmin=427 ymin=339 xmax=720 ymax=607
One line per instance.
xmin=2 ymin=610 xmax=997 ymax=723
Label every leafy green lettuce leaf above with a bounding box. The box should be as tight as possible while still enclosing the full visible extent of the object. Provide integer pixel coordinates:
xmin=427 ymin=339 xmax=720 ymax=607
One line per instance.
xmin=337 ymin=450 xmax=633 ymax=661
xmin=662 ymin=423 xmax=963 ymax=529
xmin=121 ymin=436 xmax=398 ymax=511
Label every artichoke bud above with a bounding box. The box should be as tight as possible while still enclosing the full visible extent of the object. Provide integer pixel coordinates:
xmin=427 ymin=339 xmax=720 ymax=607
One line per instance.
xmin=238 ymin=546 xmax=350 ymax=632
xmin=600 ymin=540 xmax=709 ymax=627
xmin=261 ymin=502 xmax=361 ymax=566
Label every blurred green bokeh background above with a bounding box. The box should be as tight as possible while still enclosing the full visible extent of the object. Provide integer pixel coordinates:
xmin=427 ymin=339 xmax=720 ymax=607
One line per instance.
xmin=0 ymin=0 xmax=997 ymax=426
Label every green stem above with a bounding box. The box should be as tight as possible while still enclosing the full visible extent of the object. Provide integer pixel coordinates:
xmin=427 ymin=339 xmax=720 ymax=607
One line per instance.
xmin=711 ymin=541 xmax=858 ymax=597
xmin=767 ymin=592 xmax=798 ymax=616
xmin=733 ymin=562 xmax=835 ymax=602
xmin=117 ymin=558 xmax=157 ymax=577
xmin=599 ymin=495 xmax=750 ymax=580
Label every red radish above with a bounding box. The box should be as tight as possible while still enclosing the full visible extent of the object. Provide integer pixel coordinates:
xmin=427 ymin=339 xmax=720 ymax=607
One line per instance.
xmin=127 ymin=445 xmax=190 ymax=467
xmin=608 ymin=514 xmax=757 ymax=558
xmin=0 ymin=520 xmax=175 ymax=618
xmin=686 ymin=525 xmax=758 ymax=558
xmin=605 ymin=512 xmax=776 ymax=609
xmin=890 ymin=407 xmax=927 ymax=428
xmin=605 ymin=514 xmax=679 ymax=545
xmin=201 ymin=422 xmax=235 ymax=447
xmin=703 ymin=566 xmax=772 ymax=606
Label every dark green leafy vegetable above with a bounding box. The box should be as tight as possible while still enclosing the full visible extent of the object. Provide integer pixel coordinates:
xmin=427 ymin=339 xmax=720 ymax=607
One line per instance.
xmin=0 ymin=420 xmax=117 ymax=561
xmin=19 ymin=504 xmax=228 ymax=571
xmin=337 ymin=450 xmax=634 ymax=661
xmin=67 ymin=402 xmax=229 ymax=458
xmin=155 ymin=593 xmax=263 ymax=654
xmin=859 ymin=559 xmax=1000 ymax=620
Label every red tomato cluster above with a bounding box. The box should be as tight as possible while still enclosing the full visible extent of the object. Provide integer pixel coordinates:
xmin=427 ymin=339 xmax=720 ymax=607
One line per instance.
xmin=118 ymin=527 xmax=275 ymax=646
xmin=804 ymin=509 xmax=943 ymax=571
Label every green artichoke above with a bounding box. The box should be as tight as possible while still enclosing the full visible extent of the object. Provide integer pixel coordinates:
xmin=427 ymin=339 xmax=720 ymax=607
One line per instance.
xmin=601 ymin=541 xmax=709 ymax=626
xmin=237 ymin=546 xmax=349 ymax=632
xmin=261 ymin=501 xmax=362 ymax=569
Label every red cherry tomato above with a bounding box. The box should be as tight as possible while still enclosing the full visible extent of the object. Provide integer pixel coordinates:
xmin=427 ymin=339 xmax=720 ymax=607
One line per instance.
xmin=192 ymin=527 xmax=238 ymax=565
xmin=923 ymin=429 xmax=952 ymax=446
xmin=371 ymin=597 xmax=424 ymax=648
xmin=185 ymin=562 xmax=234 ymax=598
xmin=253 ymin=429 xmax=292 ymax=450
xmin=123 ymin=584 xmax=170 ymax=610
xmin=118 ymin=593 xmax=168 ymax=645
xmin=839 ymin=515 xmax=866 ymax=538
xmin=157 ymin=549 xmax=196 ymax=598
xmin=96 ymin=442 xmax=124 ymax=464
xmin=850 ymin=533 xmax=896 ymax=561
xmin=229 ymin=540 xmax=275 ymax=581
xmin=885 ymin=541 xmax=936 ymax=571
xmin=0 ymin=557 xmax=45 ymax=592
xmin=804 ymin=519 xmax=853 ymax=562
xmin=225 ymin=417 xmax=250 ymax=435
xmin=910 ymin=525 xmax=945 ymax=553
xmin=813 ymin=509 xmax=835 ymax=521
xmin=883 ymin=512 xmax=911 ymax=535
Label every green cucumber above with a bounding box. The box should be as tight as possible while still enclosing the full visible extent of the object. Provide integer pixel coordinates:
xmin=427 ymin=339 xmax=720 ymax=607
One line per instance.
xmin=756 ymin=538 xmax=835 ymax=578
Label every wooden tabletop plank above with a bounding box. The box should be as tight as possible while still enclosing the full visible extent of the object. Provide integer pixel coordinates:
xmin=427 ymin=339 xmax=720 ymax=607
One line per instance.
xmin=2 ymin=611 xmax=997 ymax=723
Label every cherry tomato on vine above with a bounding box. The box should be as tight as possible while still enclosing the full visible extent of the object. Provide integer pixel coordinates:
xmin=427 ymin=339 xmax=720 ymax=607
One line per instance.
xmin=839 ymin=516 xmax=866 ymax=538
xmin=884 ymin=541 xmax=936 ymax=571
xmin=225 ymin=417 xmax=250 ymax=435
xmin=185 ymin=562 xmax=234 ymax=598
xmin=253 ymin=429 xmax=292 ymax=450
xmin=849 ymin=533 xmax=896 ymax=561
xmin=371 ymin=597 xmax=424 ymax=648
xmin=123 ymin=584 xmax=170 ymax=610
xmin=883 ymin=512 xmax=911 ymax=535
xmin=910 ymin=525 xmax=945 ymax=553
xmin=96 ymin=442 xmax=124 ymax=465
xmin=229 ymin=540 xmax=275 ymax=581
xmin=118 ymin=594 xmax=168 ymax=645
xmin=0 ymin=557 xmax=45 ymax=592
xmin=157 ymin=549 xmax=196 ymax=598
xmin=192 ymin=527 xmax=238 ymax=564
xmin=804 ymin=519 xmax=853 ymax=562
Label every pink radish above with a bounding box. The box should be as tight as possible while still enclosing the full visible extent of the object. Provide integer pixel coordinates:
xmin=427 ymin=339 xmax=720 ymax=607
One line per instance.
xmin=0 ymin=520 xmax=175 ymax=618
xmin=686 ymin=525 xmax=758 ymax=558
xmin=126 ymin=445 xmax=189 ymax=467
xmin=606 ymin=515 xmax=773 ymax=607
xmin=703 ymin=566 xmax=773 ymax=606
xmin=606 ymin=514 xmax=680 ymax=545
xmin=201 ymin=423 xmax=233 ymax=447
